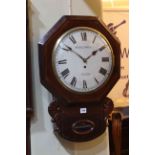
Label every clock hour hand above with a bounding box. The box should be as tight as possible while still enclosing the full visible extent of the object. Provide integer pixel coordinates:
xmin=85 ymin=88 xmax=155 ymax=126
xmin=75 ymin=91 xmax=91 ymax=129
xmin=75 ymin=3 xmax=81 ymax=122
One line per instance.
xmin=62 ymin=44 xmax=87 ymax=63
xmin=85 ymin=45 xmax=107 ymax=61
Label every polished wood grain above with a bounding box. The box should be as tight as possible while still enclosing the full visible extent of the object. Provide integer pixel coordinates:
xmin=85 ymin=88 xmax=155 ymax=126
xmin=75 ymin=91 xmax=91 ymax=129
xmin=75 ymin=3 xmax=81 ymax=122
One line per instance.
xmin=109 ymin=107 xmax=129 ymax=155
xmin=48 ymin=97 xmax=114 ymax=142
xmin=112 ymin=113 xmax=122 ymax=155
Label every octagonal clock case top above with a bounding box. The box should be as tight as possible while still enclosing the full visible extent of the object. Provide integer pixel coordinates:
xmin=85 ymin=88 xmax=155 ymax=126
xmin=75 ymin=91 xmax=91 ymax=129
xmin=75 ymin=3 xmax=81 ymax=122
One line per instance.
xmin=39 ymin=16 xmax=121 ymax=104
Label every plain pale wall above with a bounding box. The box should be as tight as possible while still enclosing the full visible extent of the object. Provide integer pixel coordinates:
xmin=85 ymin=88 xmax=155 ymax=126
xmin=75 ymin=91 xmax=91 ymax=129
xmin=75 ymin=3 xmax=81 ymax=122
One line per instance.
xmin=30 ymin=0 xmax=110 ymax=155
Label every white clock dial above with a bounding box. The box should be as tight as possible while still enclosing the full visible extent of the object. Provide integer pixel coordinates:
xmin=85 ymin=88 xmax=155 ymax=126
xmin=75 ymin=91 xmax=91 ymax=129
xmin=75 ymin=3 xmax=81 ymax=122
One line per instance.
xmin=52 ymin=27 xmax=114 ymax=93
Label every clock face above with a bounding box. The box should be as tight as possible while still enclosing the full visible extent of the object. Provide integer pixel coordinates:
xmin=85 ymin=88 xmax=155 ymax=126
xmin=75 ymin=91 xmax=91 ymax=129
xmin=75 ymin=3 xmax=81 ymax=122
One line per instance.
xmin=52 ymin=27 xmax=114 ymax=93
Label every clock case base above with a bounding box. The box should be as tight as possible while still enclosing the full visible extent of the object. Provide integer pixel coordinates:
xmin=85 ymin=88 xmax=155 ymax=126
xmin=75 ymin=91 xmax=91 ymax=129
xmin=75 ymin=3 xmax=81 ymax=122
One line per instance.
xmin=48 ymin=97 xmax=113 ymax=142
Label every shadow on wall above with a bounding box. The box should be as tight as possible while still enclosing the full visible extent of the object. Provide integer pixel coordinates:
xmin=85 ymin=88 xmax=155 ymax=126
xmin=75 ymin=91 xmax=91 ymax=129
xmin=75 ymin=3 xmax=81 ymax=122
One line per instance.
xmin=29 ymin=1 xmax=47 ymax=132
xmin=84 ymin=0 xmax=103 ymax=18
xmin=29 ymin=2 xmax=75 ymax=154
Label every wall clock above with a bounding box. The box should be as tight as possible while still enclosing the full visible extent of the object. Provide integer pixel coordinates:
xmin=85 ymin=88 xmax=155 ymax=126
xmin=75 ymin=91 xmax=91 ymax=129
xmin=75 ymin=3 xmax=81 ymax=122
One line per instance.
xmin=39 ymin=16 xmax=120 ymax=142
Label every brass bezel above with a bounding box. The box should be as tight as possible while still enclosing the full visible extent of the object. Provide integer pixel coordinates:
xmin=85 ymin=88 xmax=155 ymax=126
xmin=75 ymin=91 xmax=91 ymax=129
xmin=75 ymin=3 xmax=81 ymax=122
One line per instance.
xmin=52 ymin=26 xmax=115 ymax=94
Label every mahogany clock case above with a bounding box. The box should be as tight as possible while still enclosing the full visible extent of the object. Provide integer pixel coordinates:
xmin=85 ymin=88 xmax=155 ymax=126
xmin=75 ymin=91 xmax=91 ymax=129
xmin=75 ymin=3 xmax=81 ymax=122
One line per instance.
xmin=38 ymin=15 xmax=121 ymax=105
xmin=49 ymin=97 xmax=114 ymax=142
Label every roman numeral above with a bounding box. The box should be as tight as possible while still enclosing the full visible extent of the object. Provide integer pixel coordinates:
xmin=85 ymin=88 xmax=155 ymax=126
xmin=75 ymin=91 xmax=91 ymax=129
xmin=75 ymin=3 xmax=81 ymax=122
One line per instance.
xmin=69 ymin=35 xmax=76 ymax=44
xmin=94 ymin=78 xmax=99 ymax=84
xmin=58 ymin=59 xmax=67 ymax=64
xmin=61 ymin=68 xmax=70 ymax=78
xmin=92 ymin=35 xmax=97 ymax=44
xmin=83 ymin=80 xmax=87 ymax=89
xmin=102 ymin=57 xmax=109 ymax=62
xmin=70 ymin=77 xmax=77 ymax=87
xmin=62 ymin=44 xmax=72 ymax=51
xmin=81 ymin=32 xmax=87 ymax=41
xmin=99 ymin=67 xmax=107 ymax=76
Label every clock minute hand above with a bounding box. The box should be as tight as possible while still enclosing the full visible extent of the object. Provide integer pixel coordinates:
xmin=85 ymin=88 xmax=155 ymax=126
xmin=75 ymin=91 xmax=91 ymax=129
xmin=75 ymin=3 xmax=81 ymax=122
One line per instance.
xmin=63 ymin=44 xmax=87 ymax=63
xmin=72 ymin=49 xmax=87 ymax=63
xmin=85 ymin=49 xmax=98 ymax=61
xmin=85 ymin=45 xmax=107 ymax=61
